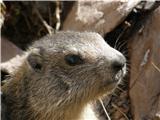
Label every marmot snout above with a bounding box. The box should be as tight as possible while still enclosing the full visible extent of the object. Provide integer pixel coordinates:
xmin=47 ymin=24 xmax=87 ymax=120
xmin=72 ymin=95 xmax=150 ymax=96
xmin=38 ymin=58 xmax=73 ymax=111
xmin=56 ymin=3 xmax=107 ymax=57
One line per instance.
xmin=2 ymin=31 xmax=126 ymax=120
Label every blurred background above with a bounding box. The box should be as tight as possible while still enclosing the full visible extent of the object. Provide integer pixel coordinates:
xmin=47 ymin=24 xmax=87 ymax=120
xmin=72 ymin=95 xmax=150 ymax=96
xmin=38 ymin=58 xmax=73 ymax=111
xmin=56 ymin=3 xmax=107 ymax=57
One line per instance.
xmin=1 ymin=1 xmax=160 ymax=120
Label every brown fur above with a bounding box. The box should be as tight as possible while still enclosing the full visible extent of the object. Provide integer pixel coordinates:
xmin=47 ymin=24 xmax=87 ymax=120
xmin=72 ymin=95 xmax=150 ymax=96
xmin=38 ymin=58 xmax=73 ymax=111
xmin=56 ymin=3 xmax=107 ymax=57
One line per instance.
xmin=2 ymin=31 xmax=126 ymax=120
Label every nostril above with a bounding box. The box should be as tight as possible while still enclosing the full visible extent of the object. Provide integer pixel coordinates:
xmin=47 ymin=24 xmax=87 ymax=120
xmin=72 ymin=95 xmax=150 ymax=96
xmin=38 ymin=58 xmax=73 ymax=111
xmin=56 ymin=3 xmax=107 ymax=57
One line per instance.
xmin=112 ymin=61 xmax=125 ymax=72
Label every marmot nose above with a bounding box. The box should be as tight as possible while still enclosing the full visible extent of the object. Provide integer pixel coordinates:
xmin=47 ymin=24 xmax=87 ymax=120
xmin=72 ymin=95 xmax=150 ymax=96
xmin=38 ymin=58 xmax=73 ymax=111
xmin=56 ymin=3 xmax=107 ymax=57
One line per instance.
xmin=112 ymin=57 xmax=125 ymax=72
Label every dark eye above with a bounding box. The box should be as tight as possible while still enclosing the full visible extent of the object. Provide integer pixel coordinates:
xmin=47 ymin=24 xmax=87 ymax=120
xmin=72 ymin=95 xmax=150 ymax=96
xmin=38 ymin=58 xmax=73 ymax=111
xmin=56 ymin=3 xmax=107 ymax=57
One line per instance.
xmin=65 ymin=54 xmax=84 ymax=66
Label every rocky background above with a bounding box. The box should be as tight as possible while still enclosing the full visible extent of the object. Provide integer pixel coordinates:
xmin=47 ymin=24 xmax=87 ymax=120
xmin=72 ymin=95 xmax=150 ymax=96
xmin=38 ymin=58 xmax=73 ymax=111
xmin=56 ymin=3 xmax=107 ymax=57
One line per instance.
xmin=1 ymin=1 xmax=160 ymax=120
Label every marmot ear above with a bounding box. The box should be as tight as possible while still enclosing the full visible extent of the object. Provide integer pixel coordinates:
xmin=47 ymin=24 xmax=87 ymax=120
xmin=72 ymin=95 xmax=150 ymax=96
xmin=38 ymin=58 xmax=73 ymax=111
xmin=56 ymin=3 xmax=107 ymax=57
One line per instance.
xmin=27 ymin=48 xmax=44 ymax=72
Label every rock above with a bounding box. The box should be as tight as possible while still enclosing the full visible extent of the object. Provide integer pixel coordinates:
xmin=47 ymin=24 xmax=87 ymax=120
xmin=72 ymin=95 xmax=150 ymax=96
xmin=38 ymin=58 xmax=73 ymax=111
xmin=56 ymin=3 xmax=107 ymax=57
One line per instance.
xmin=1 ymin=37 xmax=22 ymax=63
xmin=128 ymin=7 xmax=160 ymax=120
xmin=62 ymin=0 xmax=141 ymax=36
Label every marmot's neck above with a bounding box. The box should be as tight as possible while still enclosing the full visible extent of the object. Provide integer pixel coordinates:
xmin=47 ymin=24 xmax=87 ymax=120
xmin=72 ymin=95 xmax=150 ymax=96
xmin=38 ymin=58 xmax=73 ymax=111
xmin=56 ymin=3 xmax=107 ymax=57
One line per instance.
xmin=3 ymin=78 xmax=85 ymax=120
xmin=2 ymin=79 xmax=30 ymax=120
xmin=2 ymin=60 xmax=35 ymax=120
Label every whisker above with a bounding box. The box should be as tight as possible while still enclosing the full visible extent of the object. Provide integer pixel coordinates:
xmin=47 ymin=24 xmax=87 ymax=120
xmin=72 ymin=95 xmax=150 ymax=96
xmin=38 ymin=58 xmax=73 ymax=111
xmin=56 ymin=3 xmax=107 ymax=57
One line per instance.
xmin=115 ymin=39 xmax=125 ymax=50
xmin=122 ymin=51 xmax=129 ymax=58
xmin=99 ymin=98 xmax=111 ymax=120
xmin=122 ymin=48 xmax=129 ymax=55
xmin=122 ymin=49 xmax=128 ymax=54
xmin=116 ymin=39 xmax=127 ymax=51
xmin=117 ymin=40 xmax=128 ymax=52
xmin=114 ymin=27 xmax=128 ymax=49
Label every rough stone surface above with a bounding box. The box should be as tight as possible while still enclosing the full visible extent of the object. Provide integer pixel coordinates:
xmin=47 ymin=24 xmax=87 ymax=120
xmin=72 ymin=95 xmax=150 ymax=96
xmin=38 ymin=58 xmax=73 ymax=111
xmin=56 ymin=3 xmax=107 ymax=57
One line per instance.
xmin=128 ymin=8 xmax=160 ymax=120
xmin=62 ymin=0 xmax=140 ymax=36
xmin=1 ymin=37 xmax=22 ymax=63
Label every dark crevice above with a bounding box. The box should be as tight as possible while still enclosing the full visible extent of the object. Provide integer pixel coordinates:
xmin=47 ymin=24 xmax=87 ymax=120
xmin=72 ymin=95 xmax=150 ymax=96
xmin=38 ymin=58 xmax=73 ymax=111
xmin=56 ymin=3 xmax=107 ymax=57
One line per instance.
xmin=1 ymin=70 xmax=10 ymax=82
xmin=104 ymin=1 xmax=160 ymax=49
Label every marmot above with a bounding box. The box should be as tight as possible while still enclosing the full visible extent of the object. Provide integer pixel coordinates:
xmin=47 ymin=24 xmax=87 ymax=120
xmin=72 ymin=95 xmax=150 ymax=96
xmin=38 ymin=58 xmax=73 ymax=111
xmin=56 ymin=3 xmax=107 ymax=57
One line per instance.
xmin=1 ymin=31 xmax=126 ymax=120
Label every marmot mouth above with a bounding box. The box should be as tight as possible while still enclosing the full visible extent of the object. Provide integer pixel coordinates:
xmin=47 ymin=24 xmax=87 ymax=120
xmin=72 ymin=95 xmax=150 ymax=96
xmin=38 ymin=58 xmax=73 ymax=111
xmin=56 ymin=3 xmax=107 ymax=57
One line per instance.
xmin=101 ymin=69 xmax=126 ymax=92
xmin=115 ymin=64 xmax=126 ymax=83
xmin=115 ymin=70 xmax=123 ymax=82
xmin=101 ymin=67 xmax=126 ymax=87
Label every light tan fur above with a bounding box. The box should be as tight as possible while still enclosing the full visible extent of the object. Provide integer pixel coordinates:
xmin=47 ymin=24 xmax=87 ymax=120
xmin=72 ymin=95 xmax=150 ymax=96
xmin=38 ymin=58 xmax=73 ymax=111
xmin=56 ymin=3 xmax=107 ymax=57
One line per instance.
xmin=2 ymin=31 xmax=126 ymax=120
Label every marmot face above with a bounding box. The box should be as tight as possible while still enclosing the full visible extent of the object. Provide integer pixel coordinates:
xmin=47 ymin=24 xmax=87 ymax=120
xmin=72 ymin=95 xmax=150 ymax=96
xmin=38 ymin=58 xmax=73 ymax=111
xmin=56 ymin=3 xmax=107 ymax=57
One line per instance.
xmin=25 ymin=31 xmax=126 ymax=109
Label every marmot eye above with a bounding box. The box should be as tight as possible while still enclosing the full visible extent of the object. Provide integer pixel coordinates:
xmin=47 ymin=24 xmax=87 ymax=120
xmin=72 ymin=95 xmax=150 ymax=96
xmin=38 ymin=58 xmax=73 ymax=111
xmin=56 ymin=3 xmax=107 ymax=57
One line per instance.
xmin=65 ymin=54 xmax=84 ymax=66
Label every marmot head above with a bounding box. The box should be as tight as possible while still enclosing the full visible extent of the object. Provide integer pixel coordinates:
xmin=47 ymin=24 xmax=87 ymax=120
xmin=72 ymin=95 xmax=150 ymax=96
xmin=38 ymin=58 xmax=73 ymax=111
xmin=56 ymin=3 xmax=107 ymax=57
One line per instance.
xmin=24 ymin=31 xmax=126 ymax=110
